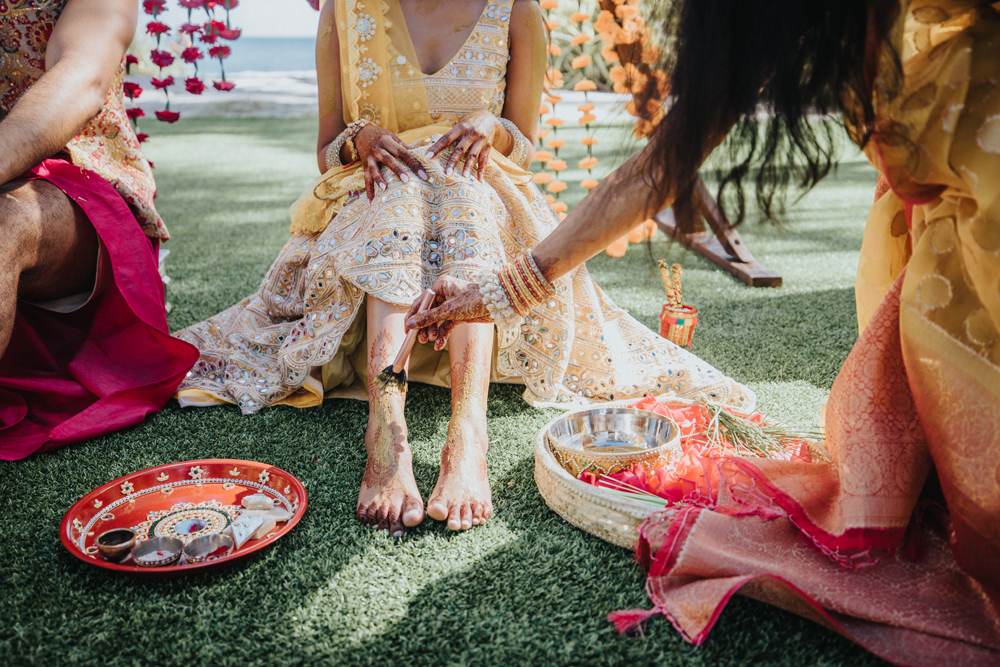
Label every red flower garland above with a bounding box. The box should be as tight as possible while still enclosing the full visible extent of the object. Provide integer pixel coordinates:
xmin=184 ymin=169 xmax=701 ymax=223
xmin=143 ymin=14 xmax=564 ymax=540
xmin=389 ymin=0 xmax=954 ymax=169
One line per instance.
xmin=125 ymin=0 xmax=243 ymax=144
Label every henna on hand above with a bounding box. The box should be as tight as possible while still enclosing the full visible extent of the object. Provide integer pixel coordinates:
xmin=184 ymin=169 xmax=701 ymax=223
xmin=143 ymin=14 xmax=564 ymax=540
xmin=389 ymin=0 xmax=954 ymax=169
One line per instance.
xmin=404 ymin=276 xmax=491 ymax=349
xmin=426 ymin=110 xmax=500 ymax=182
xmin=354 ymin=124 xmax=429 ymax=201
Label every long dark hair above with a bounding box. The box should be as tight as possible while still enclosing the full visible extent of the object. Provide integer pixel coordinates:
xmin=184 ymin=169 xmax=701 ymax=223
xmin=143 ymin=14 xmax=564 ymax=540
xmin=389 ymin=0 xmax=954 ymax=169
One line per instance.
xmin=635 ymin=0 xmax=902 ymax=231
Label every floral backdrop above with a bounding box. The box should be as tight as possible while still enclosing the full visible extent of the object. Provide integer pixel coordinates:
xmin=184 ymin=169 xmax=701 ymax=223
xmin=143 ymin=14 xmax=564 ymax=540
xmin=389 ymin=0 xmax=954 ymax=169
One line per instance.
xmin=125 ymin=0 xmax=243 ymax=140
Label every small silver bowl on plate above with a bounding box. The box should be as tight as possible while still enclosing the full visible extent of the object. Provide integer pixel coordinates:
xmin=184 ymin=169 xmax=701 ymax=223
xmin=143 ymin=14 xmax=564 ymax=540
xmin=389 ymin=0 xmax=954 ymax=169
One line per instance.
xmin=131 ymin=536 xmax=183 ymax=567
xmin=95 ymin=528 xmax=136 ymax=562
xmin=545 ymin=407 xmax=681 ymax=477
xmin=183 ymin=533 xmax=235 ymax=564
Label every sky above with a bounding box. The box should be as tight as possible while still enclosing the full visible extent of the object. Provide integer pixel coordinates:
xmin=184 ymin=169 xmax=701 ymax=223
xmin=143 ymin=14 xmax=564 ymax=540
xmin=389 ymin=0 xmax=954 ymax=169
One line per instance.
xmin=155 ymin=0 xmax=321 ymax=38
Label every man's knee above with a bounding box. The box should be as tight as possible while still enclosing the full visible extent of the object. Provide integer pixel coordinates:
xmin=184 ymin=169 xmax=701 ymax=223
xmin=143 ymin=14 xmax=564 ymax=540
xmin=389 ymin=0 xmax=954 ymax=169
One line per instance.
xmin=0 ymin=181 xmax=54 ymax=259
xmin=0 ymin=180 xmax=96 ymax=296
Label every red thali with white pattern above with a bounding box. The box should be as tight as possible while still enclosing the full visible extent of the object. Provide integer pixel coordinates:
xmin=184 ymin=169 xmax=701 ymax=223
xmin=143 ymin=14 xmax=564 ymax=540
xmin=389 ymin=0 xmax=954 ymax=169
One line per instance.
xmin=59 ymin=459 xmax=307 ymax=578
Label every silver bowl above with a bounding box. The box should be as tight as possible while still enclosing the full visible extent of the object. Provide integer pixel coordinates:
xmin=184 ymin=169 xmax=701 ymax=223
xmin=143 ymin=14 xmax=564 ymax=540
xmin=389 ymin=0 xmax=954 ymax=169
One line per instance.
xmin=547 ymin=407 xmax=678 ymax=452
xmin=95 ymin=528 xmax=137 ymax=562
xmin=183 ymin=533 xmax=235 ymax=564
xmin=545 ymin=407 xmax=681 ymax=477
xmin=131 ymin=536 xmax=183 ymax=567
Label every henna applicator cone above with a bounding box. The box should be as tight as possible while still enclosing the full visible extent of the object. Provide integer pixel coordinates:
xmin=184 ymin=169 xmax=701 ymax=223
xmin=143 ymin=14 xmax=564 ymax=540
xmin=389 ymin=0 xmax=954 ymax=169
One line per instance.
xmin=375 ymin=288 xmax=437 ymax=391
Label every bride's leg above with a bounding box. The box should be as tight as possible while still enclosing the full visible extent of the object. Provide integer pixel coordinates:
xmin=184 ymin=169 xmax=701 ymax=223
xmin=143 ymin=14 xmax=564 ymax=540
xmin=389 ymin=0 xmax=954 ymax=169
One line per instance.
xmin=358 ymin=297 xmax=424 ymax=535
xmin=426 ymin=322 xmax=494 ymax=530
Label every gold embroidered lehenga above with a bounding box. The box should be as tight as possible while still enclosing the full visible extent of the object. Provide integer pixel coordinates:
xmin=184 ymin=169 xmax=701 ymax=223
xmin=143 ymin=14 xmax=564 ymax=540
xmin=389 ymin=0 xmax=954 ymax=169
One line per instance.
xmin=174 ymin=0 xmax=755 ymax=414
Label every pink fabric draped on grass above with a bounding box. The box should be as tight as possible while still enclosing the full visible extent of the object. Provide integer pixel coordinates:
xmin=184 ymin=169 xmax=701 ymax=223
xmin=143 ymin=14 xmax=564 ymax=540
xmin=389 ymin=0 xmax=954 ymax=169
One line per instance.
xmin=0 ymin=158 xmax=198 ymax=460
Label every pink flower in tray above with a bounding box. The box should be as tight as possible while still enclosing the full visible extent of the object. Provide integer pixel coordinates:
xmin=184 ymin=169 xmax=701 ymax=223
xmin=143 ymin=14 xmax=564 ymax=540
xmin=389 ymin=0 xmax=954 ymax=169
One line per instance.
xmin=150 ymin=49 xmax=174 ymax=68
xmin=155 ymin=109 xmax=181 ymax=123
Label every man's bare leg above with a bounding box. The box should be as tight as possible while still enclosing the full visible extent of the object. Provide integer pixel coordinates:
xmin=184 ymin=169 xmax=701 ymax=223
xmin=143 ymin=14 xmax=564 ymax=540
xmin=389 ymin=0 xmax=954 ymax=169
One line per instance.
xmin=0 ymin=179 xmax=97 ymax=355
xmin=426 ymin=322 xmax=494 ymax=530
xmin=357 ymin=296 xmax=425 ymax=536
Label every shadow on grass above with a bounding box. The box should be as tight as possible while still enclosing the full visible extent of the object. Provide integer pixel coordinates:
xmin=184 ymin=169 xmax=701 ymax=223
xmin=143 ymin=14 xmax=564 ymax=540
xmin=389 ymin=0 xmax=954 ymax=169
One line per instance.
xmin=289 ymin=454 xmax=889 ymax=667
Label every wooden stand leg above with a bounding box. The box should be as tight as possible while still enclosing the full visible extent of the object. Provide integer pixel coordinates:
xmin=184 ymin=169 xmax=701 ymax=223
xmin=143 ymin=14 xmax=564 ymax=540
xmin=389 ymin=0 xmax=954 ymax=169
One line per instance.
xmin=653 ymin=177 xmax=782 ymax=287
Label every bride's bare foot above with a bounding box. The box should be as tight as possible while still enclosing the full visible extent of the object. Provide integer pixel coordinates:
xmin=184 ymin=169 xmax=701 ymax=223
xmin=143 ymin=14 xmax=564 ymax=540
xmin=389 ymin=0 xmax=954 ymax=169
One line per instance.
xmin=426 ymin=419 xmax=492 ymax=530
xmin=357 ymin=392 xmax=424 ymax=536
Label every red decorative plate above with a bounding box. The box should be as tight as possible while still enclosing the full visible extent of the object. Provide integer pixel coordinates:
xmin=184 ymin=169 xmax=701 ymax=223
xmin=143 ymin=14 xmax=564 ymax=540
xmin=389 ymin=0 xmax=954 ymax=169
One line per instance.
xmin=59 ymin=459 xmax=307 ymax=578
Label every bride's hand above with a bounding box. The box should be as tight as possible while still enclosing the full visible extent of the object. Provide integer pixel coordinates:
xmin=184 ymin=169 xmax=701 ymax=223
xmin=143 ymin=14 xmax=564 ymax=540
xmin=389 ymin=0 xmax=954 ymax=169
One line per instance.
xmin=405 ymin=276 xmax=492 ymax=351
xmin=353 ymin=124 xmax=428 ymax=201
xmin=426 ymin=109 xmax=500 ymax=182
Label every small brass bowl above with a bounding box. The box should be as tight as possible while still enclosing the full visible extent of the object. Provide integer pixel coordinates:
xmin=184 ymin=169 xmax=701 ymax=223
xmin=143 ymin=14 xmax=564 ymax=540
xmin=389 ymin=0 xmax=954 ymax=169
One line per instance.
xmin=95 ymin=528 xmax=136 ymax=562
xmin=546 ymin=407 xmax=681 ymax=478
xmin=183 ymin=533 xmax=235 ymax=564
xmin=131 ymin=536 xmax=183 ymax=567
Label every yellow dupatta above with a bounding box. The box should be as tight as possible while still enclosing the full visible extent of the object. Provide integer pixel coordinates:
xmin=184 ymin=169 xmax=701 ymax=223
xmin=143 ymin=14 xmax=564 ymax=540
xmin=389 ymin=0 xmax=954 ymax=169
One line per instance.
xmin=289 ymin=0 xmax=531 ymax=235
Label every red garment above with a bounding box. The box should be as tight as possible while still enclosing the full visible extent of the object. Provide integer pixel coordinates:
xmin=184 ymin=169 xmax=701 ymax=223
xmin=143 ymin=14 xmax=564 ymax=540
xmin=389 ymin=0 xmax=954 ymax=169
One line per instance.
xmin=0 ymin=159 xmax=198 ymax=460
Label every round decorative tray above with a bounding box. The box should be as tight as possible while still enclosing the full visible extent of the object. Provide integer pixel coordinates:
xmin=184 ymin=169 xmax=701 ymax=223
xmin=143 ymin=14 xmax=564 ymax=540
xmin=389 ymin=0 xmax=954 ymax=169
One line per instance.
xmin=59 ymin=459 xmax=307 ymax=578
xmin=535 ymin=412 xmax=661 ymax=550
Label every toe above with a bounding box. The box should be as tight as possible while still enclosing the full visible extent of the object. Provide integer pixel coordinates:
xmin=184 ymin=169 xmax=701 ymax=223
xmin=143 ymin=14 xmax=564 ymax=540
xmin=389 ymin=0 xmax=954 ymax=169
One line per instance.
xmin=387 ymin=504 xmax=404 ymax=537
xmin=402 ymin=496 xmax=425 ymax=527
xmin=482 ymin=503 xmax=493 ymax=522
xmin=376 ymin=501 xmax=392 ymax=531
xmin=364 ymin=504 xmax=379 ymax=527
xmin=447 ymin=503 xmax=462 ymax=531
xmin=471 ymin=502 xmax=484 ymax=525
xmin=460 ymin=503 xmax=473 ymax=530
xmin=427 ymin=494 xmax=449 ymax=522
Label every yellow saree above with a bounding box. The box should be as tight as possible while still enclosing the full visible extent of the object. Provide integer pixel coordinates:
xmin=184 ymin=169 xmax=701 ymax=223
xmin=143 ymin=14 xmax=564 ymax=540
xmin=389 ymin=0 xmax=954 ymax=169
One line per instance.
xmin=174 ymin=0 xmax=756 ymax=414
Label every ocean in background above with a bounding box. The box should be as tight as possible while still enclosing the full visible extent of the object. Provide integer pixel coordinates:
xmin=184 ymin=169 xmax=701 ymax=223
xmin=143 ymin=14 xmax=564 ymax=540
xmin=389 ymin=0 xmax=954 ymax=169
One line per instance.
xmin=224 ymin=37 xmax=316 ymax=73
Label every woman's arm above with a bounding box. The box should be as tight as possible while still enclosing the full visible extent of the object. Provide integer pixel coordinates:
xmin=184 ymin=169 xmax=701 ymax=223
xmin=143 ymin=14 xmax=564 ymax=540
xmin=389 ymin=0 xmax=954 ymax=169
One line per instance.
xmin=315 ymin=1 xmax=348 ymax=172
xmin=315 ymin=1 xmax=426 ymax=197
xmin=532 ymin=141 xmax=667 ymax=281
xmin=406 ymin=118 xmax=734 ymax=338
xmin=405 ymin=147 xmax=667 ymax=340
xmin=499 ymin=0 xmax=547 ymax=164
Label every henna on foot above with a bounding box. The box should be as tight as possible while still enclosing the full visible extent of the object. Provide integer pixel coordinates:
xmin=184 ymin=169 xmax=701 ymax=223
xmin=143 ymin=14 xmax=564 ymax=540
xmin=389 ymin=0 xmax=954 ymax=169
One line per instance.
xmin=427 ymin=341 xmax=493 ymax=530
xmin=357 ymin=392 xmax=425 ymax=536
xmin=358 ymin=324 xmax=424 ymax=537
xmin=426 ymin=421 xmax=493 ymax=530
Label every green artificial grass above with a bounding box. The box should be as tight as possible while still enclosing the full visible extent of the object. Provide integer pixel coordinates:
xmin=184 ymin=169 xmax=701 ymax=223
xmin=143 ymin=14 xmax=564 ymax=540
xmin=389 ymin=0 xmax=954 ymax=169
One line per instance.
xmin=0 ymin=116 xmax=889 ymax=667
